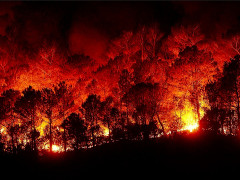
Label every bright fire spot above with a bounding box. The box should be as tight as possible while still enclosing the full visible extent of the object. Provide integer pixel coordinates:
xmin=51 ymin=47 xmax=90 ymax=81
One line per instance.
xmin=37 ymin=121 xmax=48 ymax=137
xmin=43 ymin=144 xmax=62 ymax=152
xmin=52 ymin=145 xmax=61 ymax=152
xmin=181 ymin=123 xmax=199 ymax=132
xmin=176 ymin=99 xmax=207 ymax=133
xmin=0 ymin=126 xmax=7 ymax=135
xmin=0 ymin=127 xmax=5 ymax=133
xmin=181 ymin=110 xmax=199 ymax=132
xmin=102 ymin=126 xmax=109 ymax=136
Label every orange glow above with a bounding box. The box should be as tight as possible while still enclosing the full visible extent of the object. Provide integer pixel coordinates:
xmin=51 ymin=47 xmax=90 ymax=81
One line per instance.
xmin=181 ymin=109 xmax=199 ymax=132
xmin=52 ymin=145 xmax=61 ymax=152
xmin=37 ymin=121 xmax=48 ymax=137
xmin=102 ymin=126 xmax=109 ymax=136
xmin=43 ymin=144 xmax=62 ymax=152
xmin=0 ymin=126 xmax=7 ymax=136
xmin=176 ymin=98 xmax=207 ymax=133
xmin=181 ymin=122 xmax=199 ymax=132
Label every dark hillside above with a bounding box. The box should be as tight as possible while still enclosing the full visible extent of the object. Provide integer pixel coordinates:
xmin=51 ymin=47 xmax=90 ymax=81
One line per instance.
xmin=1 ymin=134 xmax=240 ymax=179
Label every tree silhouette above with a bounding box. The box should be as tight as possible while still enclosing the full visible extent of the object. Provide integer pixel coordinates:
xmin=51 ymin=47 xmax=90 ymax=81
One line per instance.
xmin=122 ymin=82 xmax=163 ymax=139
xmin=40 ymin=88 xmax=58 ymax=153
xmin=221 ymin=55 xmax=240 ymax=129
xmin=100 ymin=96 xmax=113 ymax=142
xmin=118 ymin=69 xmax=132 ymax=128
xmin=54 ymin=81 xmax=74 ymax=151
xmin=65 ymin=113 xmax=87 ymax=150
xmin=205 ymin=55 xmax=240 ymax=134
xmin=200 ymin=108 xmax=221 ymax=134
xmin=82 ymin=94 xmax=101 ymax=147
xmin=60 ymin=118 xmax=69 ymax=151
xmin=14 ymin=86 xmax=41 ymax=151
xmin=0 ymin=89 xmax=20 ymax=153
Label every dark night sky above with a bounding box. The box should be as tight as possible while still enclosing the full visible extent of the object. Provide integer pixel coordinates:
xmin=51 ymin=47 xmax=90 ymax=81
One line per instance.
xmin=1 ymin=1 xmax=240 ymax=61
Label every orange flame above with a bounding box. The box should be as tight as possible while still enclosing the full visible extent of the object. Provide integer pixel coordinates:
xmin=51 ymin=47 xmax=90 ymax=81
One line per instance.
xmin=176 ymin=98 xmax=208 ymax=132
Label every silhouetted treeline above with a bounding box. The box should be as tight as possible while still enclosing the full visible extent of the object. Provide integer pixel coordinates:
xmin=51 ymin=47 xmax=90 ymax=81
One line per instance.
xmin=202 ymin=55 xmax=240 ymax=136
xmin=0 ymin=81 xmax=165 ymax=153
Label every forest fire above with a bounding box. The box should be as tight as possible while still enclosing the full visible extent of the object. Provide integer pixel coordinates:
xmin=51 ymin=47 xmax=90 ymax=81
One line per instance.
xmin=43 ymin=144 xmax=62 ymax=152
xmin=52 ymin=145 xmax=61 ymax=152
xmin=102 ymin=126 xmax=110 ymax=137
xmin=175 ymin=99 xmax=206 ymax=133
xmin=181 ymin=121 xmax=199 ymax=132
xmin=0 ymin=1 xmax=240 ymax=156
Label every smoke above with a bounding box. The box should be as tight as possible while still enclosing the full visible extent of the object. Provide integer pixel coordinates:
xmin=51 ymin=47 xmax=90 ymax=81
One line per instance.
xmin=0 ymin=2 xmax=18 ymax=36
xmin=68 ymin=22 xmax=109 ymax=65
xmin=1 ymin=1 xmax=240 ymax=57
xmin=67 ymin=2 xmax=156 ymax=64
xmin=175 ymin=2 xmax=240 ymax=39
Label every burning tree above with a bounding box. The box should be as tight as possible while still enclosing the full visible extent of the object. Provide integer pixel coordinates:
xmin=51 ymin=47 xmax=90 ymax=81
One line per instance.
xmin=64 ymin=113 xmax=87 ymax=150
xmin=82 ymin=94 xmax=102 ymax=147
xmin=40 ymin=88 xmax=58 ymax=153
xmin=0 ymin=89 xmax=20 ymax=153
xmin=14 ymin=86 xmax=41 ymax=152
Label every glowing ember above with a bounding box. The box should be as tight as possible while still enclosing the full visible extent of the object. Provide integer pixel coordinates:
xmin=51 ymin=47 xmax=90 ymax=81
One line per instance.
xmin=37 ymin=121 xmax=48 ymax=137
xmin=102 ymin=126 xmax=110 ymax=136
xmin=43 ymin=144 xmax=62 ymax=152
xmin=181 ymin=110 xmax=199 ymax=132
xmin=52 ymin=145 xmax=61 ymax=152
xmin=181 ymin=123 xmax=199 ymax=132
xmin=0 ymin=127 xmax=5 ymax=133
xmin=176 ymin=99 xmax=205 ymax=133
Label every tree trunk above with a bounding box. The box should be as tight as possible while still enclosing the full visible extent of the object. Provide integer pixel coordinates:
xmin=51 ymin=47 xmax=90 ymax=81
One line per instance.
xmin=107 ymin=121 xmax=111 ymax=143
xmin=235 ymin=82 xmax=240 ymax=129
xmin=76 ymin=133 xmax=79 ymax=151
xmin=10 ymin=110 xmax=15 ymax=154
xmin=221 ymin=119 xmax=224 ymax=134
xmin=157 ymin=114 xmax=165 ymax=135
xmin=229 ymin=110 xmax=233 ymax=135
xmin=92 ymin=103 xmax=96 ymax=147
xmin=11 ymin=132 xmax=15 ymax=154
xmin=196 ymin=102 xmax=201 ymax=123
xmin=126 ymin=101 xmax=129 ymax=140
xmin=91 ymin=128 xmax=95 ymax=147
xmin=49 ymin=117 xmax=52 ymax=153
xmin=126 ymin=101 xmax=129 ymax=126
xmin=33 ymin=132 xmax=37 ymax=152
xmin=31 ymin=115 xmax=35 ymax=151
xmin=63 ymin=126 xmax=67 ymax=152
xmin=194 ymin=93 xmax=201 ymax=123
